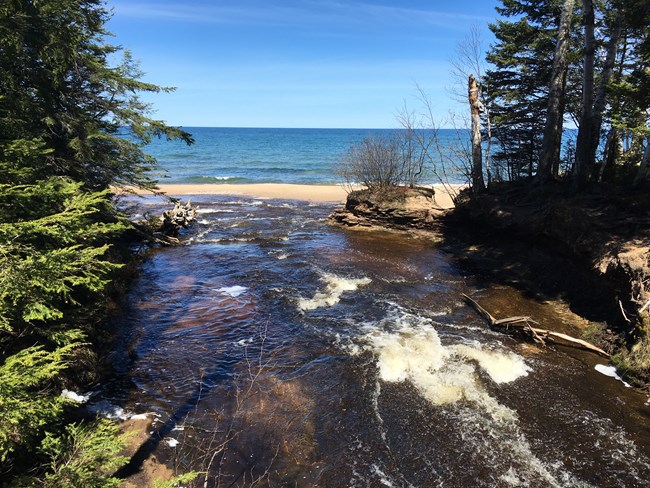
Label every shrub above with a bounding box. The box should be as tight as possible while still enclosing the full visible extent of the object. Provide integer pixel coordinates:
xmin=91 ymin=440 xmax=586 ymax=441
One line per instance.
xmin=339 ymin=133 xmax=424 ymax=191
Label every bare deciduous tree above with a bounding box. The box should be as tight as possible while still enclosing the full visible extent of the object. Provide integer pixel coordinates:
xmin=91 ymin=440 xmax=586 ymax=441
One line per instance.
xmin=395 ymin=86 xmax=472 ymax=203
xmin=395 ymin=104 xmax=426 ymax=188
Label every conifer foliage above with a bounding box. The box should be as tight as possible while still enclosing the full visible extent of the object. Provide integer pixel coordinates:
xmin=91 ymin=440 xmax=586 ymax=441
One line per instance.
xmin=484 ymin=0 xmax=650 ymax=185
xmin=0 ymin=0 xmax=191 ymax=484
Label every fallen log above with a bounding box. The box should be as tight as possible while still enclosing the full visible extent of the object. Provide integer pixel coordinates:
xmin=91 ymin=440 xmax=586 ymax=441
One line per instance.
xmin=462 ymin=294 xmax=610 ymax=358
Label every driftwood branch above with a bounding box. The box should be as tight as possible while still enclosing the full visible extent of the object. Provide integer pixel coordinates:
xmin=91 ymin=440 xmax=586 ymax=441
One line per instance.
xmin=128 ymin=199 xmax=197 ymax=247
xmin=462 ymin=294 xmax=610 ymax=358
xmin=639 ymin=296 xmax=650 ymax=315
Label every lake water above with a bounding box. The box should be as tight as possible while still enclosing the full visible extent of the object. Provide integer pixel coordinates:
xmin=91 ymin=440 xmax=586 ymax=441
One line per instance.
xmin=104 ymin=195 xmax=650 ymax=487
xmin=145 ymin=127 xmax=468 ymax=185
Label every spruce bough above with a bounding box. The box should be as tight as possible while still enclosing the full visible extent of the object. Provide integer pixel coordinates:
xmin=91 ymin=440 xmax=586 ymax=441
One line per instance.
xmin=0 ymin=0 xmax=192 ymax=483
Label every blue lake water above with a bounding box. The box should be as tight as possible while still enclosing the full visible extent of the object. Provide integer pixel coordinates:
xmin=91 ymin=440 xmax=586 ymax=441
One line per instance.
xmin=144 ymin=127 xmax=468 ymax=185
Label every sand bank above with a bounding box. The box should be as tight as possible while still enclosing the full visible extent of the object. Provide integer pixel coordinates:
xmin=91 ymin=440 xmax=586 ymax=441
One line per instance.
xmin=123 ymin=183 xmax=460 ymax=208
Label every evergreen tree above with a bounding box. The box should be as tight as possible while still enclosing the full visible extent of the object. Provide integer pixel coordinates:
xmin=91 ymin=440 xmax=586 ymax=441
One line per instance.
xmin=0 ymin=0 xmax=193 ymax=191
xmin=538 ymin=0 xmax=577 ymax=182
xmin=0 ymin=0 xmax=193 ymax=482
xmin=485 ymin=0 xmax=571 ymax=180
xmin=487 ymin=0 xmax=649 ymax=186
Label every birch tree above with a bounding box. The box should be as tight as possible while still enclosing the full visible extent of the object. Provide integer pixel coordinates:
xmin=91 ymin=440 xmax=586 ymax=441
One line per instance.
xmin=468 ymin=74 xmax=486 ymax=192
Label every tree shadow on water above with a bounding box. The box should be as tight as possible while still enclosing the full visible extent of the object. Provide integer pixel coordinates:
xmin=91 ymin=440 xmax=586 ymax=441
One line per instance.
xmin=107 ymin=250 xmax=252 ymax=481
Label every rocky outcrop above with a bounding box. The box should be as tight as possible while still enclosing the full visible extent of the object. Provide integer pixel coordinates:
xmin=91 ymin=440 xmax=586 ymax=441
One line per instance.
xmin=329 ymin=187 xmax=449 ymax=233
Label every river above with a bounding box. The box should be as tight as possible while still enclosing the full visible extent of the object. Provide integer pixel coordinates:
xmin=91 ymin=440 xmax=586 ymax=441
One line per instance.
xmin=105 ymin=195 xmax=650 ymax=487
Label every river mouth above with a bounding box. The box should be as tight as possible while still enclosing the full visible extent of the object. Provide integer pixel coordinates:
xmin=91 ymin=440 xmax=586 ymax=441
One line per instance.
xmin=107 ymin=195 xmax=650 ymax=487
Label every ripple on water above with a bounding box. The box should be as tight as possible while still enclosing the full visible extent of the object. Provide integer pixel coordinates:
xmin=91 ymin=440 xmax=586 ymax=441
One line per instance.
xmin=108 ymin=195 xmax=650 ymax=487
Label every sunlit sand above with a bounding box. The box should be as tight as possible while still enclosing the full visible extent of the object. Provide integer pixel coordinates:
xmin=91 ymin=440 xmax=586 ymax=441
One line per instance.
xmin=123 ymin=183 xmax=459 ymax=208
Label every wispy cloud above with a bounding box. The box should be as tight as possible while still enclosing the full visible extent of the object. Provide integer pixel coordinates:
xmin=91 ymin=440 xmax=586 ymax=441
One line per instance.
xmin=112 ymin=0 xmax=491 ymax=30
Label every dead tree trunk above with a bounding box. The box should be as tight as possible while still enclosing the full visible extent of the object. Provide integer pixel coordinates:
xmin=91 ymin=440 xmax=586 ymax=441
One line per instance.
xmin=159 ymin=200 xmax=197 ymax=237
xmin=468 ymin=74 xmax=486 ymax=193
xmin=538 ymin=0 xmax=576 ymax=183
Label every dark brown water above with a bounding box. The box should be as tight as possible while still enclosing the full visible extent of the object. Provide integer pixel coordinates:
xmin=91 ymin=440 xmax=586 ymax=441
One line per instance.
xmin=106 ymin=195 xmax=650 ymax=487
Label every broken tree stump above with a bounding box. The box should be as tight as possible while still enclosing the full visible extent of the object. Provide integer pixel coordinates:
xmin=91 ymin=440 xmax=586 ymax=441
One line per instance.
xmin=462 ymin=294 xmax=610 ymax=358
xmin=159 ymin=200 xmax=197 ymax=237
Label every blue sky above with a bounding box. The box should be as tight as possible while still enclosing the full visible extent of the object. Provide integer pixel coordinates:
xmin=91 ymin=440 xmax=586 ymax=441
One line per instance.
xmin=107 ymin=0 xmax=500 ymax=128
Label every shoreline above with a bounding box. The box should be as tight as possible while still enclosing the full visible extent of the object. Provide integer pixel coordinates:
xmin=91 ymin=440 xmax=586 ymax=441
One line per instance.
xmin=121 ymin=183 xmax=460 ymax=208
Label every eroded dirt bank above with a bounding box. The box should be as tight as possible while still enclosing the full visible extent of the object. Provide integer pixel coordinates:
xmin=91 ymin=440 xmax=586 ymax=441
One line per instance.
xmin=448 ymin=183 xmax=650 ymax=386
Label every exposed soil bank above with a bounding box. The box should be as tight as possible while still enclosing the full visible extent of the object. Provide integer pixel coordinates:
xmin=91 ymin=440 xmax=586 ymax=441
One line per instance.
xmin=332 ymin=183 xmax=650 ymax=387
xmin=450 ymin=183 xmax=650 ymax=386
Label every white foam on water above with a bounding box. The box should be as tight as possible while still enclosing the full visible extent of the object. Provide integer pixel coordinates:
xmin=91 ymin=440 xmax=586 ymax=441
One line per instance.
xmin=165 ymin=438 xmax=179 ymax=447
xmin=345 ymin=306 xmax=590 ymax=486
xmin=452 ymin=343 xmax=531 ymax=384
xmin=195 ymin=208 xmax=235 ymax=214
xmin=129 ymin=413 xmax=149 ymax=420
xmin=87 ymin=400 xmax=127 ymax=420
xmin=276 ymin=253 xmax=289 ymax=260
xmin=370 ymin=464 xmax=399 ymax=487
xmin=61 ymin=389 xmax=91 ymax=403
xmin=217 ymin=285 xmax=248 ymax=298
xmin=235 ymin=337 xmax=254 ymax=347
xmin=367 ymin=326 xmax=524 ymax=423
xmin=594 ymin=364 xmax=631 ymax=387
xmin=187 ymin=228 xmax=212 ymax=243
xmin=217 ymin=200 xmax=263 ymax=206
xmin=202 ymin=237 xmax=255 ymax=244
xmin=297 ymin=272 xmax=371 ymax=311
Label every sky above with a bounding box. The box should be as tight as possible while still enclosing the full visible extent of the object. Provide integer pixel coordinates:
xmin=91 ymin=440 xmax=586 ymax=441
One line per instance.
xmin=107 ymin=0 xmax=500 ymax=128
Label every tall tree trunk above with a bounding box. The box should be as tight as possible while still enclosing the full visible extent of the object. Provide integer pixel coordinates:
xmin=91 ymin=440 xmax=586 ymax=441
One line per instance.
xmin=576 ymin=7 xmax=623 ymax=186
xmin=552 ymin=68 xmax=569 ymax=178
xmin=468 ymin=74 xmax=486 ymax=193
xmin=590 ymin=13 xmax=623 ymax=172
xmin=598 ymin=30 xmax=628 ymax=182
xmin=484 ymin=106 xmax=493 ymax=186
xmin=538 ymin=0 xmax=576 ymax=183
xmin=634 ymin=137 xmax=650 ymax=186
xmin=598 ymin=126 xmax=620 ymax=182
xmin=574 ymin=0 xmax=596 ymax=187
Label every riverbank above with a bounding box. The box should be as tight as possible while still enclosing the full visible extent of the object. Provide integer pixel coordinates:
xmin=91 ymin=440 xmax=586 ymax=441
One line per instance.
xmin=322 ymin=181 xmax=650 ymax=388
xmin=448 ymin=183 xmax=650 ymax=387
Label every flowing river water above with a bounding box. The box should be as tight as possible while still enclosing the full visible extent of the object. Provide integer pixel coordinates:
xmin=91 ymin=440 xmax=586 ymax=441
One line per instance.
xmin=106 ymin=195 xmax=650 ymax=487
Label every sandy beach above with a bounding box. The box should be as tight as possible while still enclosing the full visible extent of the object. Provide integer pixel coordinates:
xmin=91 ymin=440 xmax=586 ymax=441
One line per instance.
xmin=124 ymin=183 xmax=460 ymax=208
